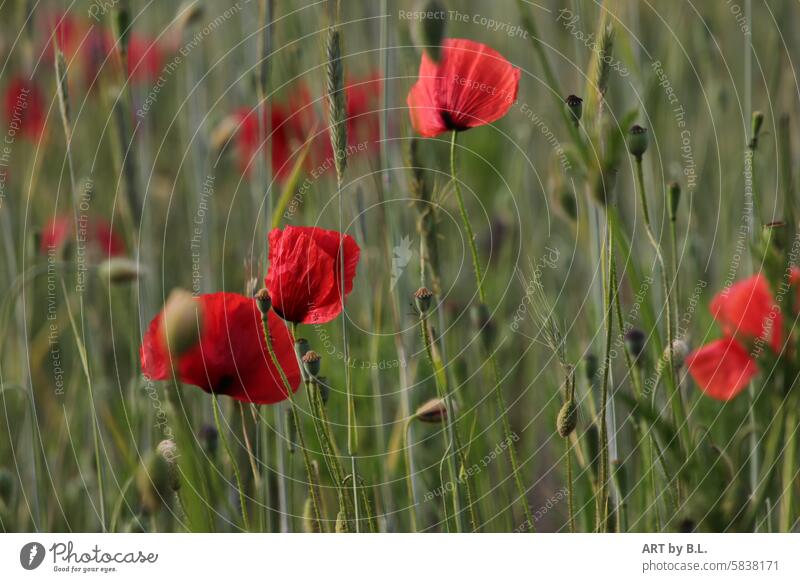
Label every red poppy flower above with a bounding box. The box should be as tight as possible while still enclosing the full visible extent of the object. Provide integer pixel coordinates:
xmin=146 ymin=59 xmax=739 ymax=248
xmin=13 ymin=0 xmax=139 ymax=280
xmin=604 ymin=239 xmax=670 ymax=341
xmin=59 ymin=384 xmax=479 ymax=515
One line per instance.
xmin=407 ymin=38 xmax=520 ymax=137
xmin=5 ymin=77 xmax=46 ymax=141
xmin=127 ymin=34 xmax=163 ymax=83
xmin=265 ymin=226 xmax=360 ymax=324
xmin=40 ymin=214 xmax=126 ymax=259
xmin=687 ymin=273 xmax=783 ymax=401
xmin=710 ymin=273 xmax=782 ymax=351
xmin=41 ymin=11 xmax=84 ymax=60
xmin=141 ymin=292 xmax=300 ymax=404
xmin=685 ymin=337 xmax=758 ymax=401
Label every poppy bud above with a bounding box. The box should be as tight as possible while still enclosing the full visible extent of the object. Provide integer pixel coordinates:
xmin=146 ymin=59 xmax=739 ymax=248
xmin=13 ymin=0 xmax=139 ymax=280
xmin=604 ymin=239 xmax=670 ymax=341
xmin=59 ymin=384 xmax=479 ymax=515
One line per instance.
xmin=198 ymin=423 xmax=218 ymax=456
xmin=658 ymin=338 xmax=688 ymax=373
xmin=209 ymin=113 xmax=241 ymax=154
xmin=583 ymin=353 xmax=598 ymax=384
xmin=97 ymin=257 xmax=141 ymax=284
xmin=749 ymin=110 xmax=764 ymax=149
xmin=335 ymin=510 xmax=348 ymax=533
xmin=302 ymin=350 xmax=321 ymax=378
xmin=414 ymin=286 xmax=433 ymax=313
xmin=136 ymin=451 xmax=173 ymax=514
xmin=624 ymin=328 xmax=646 ymax=361
xmin=627 ymin=125 xmax=649 ymax=159
xmin=667 ymin=181 xmax=681 ymax=222
xmin=0 ymin=467 xmax=13 ymax=507
xmin=162 ymin=289 xmax=203 ymax=358
xmin=156 ymin=439 xmax=180 ymax=491
xmin=556 ymin=400 xmax=577 ymax=437
xmin=470 ymin=303 xmax=496 ymax=350
xmin=565 ymin=94 xmax=583 ymax=126
xmin=174 ymin=0 xmax=204 ymax=32
xmin=254 ymin=288 xmax=271 ymax=315
xmin=415 ymin=397 xmax=448 ymax=423
xmin=417 ymin=0 xmax=447 ymax=63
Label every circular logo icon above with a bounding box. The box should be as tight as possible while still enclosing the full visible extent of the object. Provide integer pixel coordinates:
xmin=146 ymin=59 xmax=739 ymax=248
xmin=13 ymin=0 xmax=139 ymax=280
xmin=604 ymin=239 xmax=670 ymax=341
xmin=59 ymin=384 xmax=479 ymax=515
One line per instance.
xmin=20 ymin=542 xmax=46 ymax=570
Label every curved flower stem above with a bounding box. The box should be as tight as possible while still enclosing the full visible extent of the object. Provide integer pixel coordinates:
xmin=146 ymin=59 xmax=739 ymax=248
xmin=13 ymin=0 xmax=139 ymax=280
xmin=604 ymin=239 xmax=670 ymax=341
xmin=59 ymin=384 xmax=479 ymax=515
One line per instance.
xmin=211 ymin=395 xmax=250 ymax=531
xmin=633 ymin=157 xmax=690 ymax=460
xmin=259 ymin=315 xmax=323 ymax=532
xmin=451 ymin=130 xmax=533 ymax=529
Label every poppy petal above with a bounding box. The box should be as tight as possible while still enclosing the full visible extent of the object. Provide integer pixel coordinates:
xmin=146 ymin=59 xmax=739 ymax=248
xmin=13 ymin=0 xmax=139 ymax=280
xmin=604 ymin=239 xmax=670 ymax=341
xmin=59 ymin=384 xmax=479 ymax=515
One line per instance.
xmin=685 ymin=338 xmax=757 ymax=401
xmin=710 ymin=273 xmax=782 ymax=352
xmin=141 ymin=292 xmax=300 ymax=404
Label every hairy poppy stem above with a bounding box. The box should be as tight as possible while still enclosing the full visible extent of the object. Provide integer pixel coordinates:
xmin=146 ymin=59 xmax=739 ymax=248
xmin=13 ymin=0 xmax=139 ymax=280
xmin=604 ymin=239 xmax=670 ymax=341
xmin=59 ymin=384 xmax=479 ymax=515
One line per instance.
xmin=450 ymin=131 xmax=533 ymax=529
xmin=211 ymin=395 xmax=250 ymax=531
xmin=259 ymin=316 xmax=323 ymax=532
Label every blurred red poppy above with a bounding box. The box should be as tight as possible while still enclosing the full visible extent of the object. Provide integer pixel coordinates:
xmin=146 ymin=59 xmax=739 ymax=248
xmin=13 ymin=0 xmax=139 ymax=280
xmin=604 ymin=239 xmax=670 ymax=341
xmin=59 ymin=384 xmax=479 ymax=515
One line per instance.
xmin=5 ymin=77 xmax=46 ymax=141
xmin=686 ymin=273 xmax=783 ymax=401
xmin=127 ymin=34 xmax=163 ymax=83
xmin=234 ymin=87 xmax=314 ymax=181
xmin=685 ymin=337 xmax=757 ymax=401
xmin=407 ymin=38 xmax=520 ymax=138
xmin=265 ymin=226 xmax=360 ymax=324
xmin=40 ymin=214 xmax=126 ymax=259
xmin=141 ymin=292 xmax=300 ymax=404
xmin=41 ymin=11 xmax=84 ymax=60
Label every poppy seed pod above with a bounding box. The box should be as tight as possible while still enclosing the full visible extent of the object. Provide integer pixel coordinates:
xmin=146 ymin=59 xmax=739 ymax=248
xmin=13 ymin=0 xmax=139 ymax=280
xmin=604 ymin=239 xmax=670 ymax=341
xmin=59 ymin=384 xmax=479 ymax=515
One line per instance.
xmin=565 ymin=94 xmax=583 ymax=126
xmin=418 ymin=0 xmax=447 ymax=63
xmin=198 ymin=423 xmax=218 ymax=456
xmin=415 ymin=397 xmax=448 ymax=423
xmin=161 ymin=289 xmax=203 ymax=358
xmin=667 ymin=181 xmax=681 ymax=222
xmin=556 ymin=400 xmax=577 ymax=437
xmin=254 ymin=288 xmax=271 ymax=315
xmin=302 ymin=350 xmax=321 ymax=378
xmin=414 ymin=286 xmax=433 ymax=313
xmin=624 ymin=328 xmax=646 ymax=361
xmin=627 ymin=125 xmax=649 ymax=158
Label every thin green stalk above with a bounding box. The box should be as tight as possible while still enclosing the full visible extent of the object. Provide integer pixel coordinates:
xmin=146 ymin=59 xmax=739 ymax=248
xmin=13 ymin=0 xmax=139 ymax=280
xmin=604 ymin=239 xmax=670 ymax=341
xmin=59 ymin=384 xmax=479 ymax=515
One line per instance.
xmin=566 ymin=437 xmax=575 ymax=533
xmin=211 ymin=395 xmax=250 ymax=531
xmin=419 ymin=312 xmax=463 ymax=532
xmin=260 ymin=315 xmax=322 ymax=532
xmin=596 ymin=222 xmax=614 ymax=532
xmin=402 ymin=419 xmax=419 ymax=532
xmin=450 ymin=131 xmax=533 ymax=528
